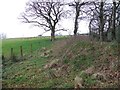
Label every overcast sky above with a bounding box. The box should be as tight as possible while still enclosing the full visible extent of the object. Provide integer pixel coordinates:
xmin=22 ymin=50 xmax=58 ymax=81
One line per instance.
xmin=0 ymin=0 xmax=89 ymax=38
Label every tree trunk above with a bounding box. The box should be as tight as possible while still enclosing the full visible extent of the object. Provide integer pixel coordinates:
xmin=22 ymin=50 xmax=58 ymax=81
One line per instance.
xmin=89 ymin=19 xmax=92 ymax=40
xmin=89 ymin=21 xmax=92 ymax=36
xmin=107 ymin=15 xmax=112 ymax=33
xmin=111 ymin=1 xmax=116 ymax=40
xmin=116 ymin=22 xmax=120 ymax=43
xmin=74 ymin=14 xmax=79 ymax=35
xmin=51 ymin=32 xmax=55 ymax=41
xmin=99 ymin=1 xmax=104 ymax=41
xmin=74 ymin=4 xmax=80 ymax=36
xmin=51 ymin=26 xmax=55 ymax=41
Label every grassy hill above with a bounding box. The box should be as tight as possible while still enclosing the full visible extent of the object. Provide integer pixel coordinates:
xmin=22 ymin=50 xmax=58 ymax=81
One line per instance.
xmin=2 ymin=36 xmax=119 ymax=88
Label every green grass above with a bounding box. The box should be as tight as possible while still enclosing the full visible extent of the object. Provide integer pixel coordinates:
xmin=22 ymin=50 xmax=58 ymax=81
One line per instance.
xmin=2 ymin=36 xmax=68 ymax=88
xmin=2 ymin=37 xmax=52 ymax=57
xmin=3 ymin=57 xmax=48 ymax=87
xmin=2 ymin=36 xmax=118 ymax=88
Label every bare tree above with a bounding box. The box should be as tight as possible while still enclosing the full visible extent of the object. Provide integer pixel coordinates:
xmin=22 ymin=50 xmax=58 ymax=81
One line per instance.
xmin=69 ymin=0 xmax=86 ymax=36
xmin=99 ymin=0 xmax=104 ymax=41
xmin=110 ymin=0 xmax=120 ymax=40
xmin=72 ymin=0 xmax=119 ymax=41
xmin=86 ymin=1 xmax=103 ymax=40
xmin=86 ymin=1 xmax=109 ymax=41
xmin=20 ymin=0 xmax=65 ymax=41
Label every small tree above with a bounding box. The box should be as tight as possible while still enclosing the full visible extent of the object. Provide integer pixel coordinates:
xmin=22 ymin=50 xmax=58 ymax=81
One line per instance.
xmin=20 ymin=0 xmax=65 ymax=41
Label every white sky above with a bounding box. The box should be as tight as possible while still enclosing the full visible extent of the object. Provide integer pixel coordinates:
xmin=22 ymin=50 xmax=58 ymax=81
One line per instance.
xmin=0 ymin=0 xmax=89 ymax=38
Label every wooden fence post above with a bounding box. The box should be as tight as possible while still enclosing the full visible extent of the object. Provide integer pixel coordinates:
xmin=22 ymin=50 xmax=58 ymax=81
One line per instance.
xmin=2 ymin=54 xmax=5 ymax=60
xmin=11 ymin=48 xmax=14 ymax=59
xmin=20 ymin=46 xmax=23 ymax=58
xmin=31 ymin=44 xmax=33 ymax=56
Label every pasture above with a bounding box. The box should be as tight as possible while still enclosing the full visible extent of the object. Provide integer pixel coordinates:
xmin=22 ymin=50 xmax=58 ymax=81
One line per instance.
xmin=2 ymin=37 xmax=53 ymax=57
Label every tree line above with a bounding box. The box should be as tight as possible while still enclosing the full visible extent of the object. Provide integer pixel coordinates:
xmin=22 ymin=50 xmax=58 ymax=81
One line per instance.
xmin=20 ymin=0 xmax=120 ymax=41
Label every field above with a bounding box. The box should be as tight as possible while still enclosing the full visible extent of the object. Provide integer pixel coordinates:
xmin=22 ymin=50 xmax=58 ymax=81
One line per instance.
xmin=2 ymin=37 xmax=53 ymax=57
xmin=2 ymin=36 xmax=119 ymax=88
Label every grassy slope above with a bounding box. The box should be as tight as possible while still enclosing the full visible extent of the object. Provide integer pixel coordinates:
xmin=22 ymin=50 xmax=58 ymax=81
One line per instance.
xmin=2 ymin=36 xmax=119 ymax=88
xmin=2 ymin=37 xmax=52 ymax=88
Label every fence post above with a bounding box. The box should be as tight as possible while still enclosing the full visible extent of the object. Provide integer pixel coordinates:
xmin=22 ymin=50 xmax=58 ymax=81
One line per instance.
xmin=20 ymin=46 xmax=23 ymax=58
xmin=31 ymin=44 xmax=33 ymax=56
xmin=11 ymin=48 xmax=14 ymax=60
xmin=2 ymin=53 xmax=5 ymax=60
xmin=2 ymin=53 xmax=5 ymax=65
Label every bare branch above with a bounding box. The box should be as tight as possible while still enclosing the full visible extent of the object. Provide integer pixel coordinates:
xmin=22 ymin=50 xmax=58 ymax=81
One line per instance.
xmin=20 ymin=0 xmax=66 ymax=41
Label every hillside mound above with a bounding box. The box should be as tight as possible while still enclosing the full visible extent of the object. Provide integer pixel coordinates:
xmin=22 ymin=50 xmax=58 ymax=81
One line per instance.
xmin=2 ymin=36 xmax=119 ymax=88
xmin=43 ymin=35 xmax=119 ymax=88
